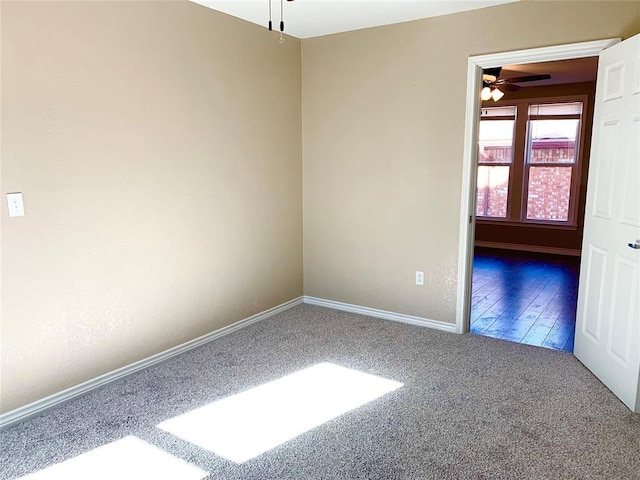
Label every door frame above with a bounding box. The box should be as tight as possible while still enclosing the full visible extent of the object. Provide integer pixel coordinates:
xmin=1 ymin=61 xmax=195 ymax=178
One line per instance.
xmin=455 ymin=38 xmax=621 ymax=334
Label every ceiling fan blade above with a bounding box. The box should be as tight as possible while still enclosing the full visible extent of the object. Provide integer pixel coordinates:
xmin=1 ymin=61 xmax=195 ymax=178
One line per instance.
xmin=503 ymin=83 xmax=521 ymax=92
xmin=506 ymin=74 xmax=552 ymax=84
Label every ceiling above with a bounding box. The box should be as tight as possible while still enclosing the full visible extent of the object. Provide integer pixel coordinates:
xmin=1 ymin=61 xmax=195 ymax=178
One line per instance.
xmin=500 ymin=57 xmax=599 ymax=87
xmin=192 ymin=0 xmax=519 ymax=39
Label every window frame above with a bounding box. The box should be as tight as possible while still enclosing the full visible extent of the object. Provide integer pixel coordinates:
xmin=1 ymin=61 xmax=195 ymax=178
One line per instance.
xmin=476 ymin=94 xmax=589 ymax=228
xmin=476 ymin=107 xmax=516 ymax=220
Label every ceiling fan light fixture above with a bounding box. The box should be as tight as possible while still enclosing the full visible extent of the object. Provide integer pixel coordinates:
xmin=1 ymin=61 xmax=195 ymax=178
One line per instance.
xmin=491 ymin=87 xmax=505 ymax=102
xmin=481 ymin=86 xmax=492 ymax=101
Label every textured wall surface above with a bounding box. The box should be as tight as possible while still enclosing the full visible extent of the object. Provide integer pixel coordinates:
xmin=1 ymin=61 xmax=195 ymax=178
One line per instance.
xmin=302 ymin=1 xmax=640 ymax=323
xmin=1 ymin=1 xmax=302 ymax=412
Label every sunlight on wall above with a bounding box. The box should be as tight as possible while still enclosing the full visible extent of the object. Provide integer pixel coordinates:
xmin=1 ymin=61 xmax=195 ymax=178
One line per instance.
xmin=18 ymin=436 xmax=208 ymax=480
xmin=157 ymin=362 xmax=403 ymax=463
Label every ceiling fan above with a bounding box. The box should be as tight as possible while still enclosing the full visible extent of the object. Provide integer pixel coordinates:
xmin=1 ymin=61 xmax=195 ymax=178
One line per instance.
xmin=481 ymin=67 xmax=551 ymax=102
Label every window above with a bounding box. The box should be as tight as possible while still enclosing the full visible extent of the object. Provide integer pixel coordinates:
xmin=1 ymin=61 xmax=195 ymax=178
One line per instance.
xmin=525 ymin=102 xmax=582 ymax=222
xmin=476 ymin=99 xmax=585 ymax=226
xmin=476 ymin=106 xmax=516 ymax=218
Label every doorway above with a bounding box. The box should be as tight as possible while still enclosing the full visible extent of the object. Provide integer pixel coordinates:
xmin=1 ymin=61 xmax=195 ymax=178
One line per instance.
xmin=454 ymin=38 xmax=621 ymax=336
xmin=469 ymin=57 xmax=597 ymax=351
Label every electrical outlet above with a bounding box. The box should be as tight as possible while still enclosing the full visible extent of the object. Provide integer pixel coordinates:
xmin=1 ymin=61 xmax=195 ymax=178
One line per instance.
xmin=415 ymin=271 xmax=424 ymax=286
xmin=6 ymin=192 xmax=25 ymax=217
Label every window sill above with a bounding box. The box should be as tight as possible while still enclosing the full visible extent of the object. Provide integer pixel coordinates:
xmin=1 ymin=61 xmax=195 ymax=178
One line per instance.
xmin=476 ymin=219 xmax=579 ymax=231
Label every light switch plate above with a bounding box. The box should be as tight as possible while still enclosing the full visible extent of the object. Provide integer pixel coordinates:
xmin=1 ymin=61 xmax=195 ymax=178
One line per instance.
xmin=7 ymin=193 xmax=25 ymax=217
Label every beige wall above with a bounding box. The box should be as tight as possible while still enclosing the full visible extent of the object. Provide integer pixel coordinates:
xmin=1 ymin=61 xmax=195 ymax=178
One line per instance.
xmin=1 ymin=1 xmax=302 ymax=412
xmin=302 ymin=1 xmax=640 ymax=323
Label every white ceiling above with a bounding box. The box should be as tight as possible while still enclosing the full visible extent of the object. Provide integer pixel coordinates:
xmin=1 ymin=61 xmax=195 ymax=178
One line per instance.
xmin=192 ymin=0 xmax=519 ymax=39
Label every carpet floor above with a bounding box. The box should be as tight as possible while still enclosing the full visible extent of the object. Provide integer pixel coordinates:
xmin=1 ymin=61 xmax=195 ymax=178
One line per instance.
xmin=1 ymin=304 xmax=639 ymax=479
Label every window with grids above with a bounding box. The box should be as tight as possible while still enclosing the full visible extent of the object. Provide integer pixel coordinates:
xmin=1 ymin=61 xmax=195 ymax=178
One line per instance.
xmin=476 ymin=106 xmax=516 ymax=218
xmin=524 ymin=102 xmax=582 ymax=222
xmin=476 ymin=100 xmax=584 ymax=225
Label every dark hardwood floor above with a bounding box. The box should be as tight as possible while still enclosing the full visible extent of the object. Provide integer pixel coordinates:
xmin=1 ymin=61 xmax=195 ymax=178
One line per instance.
xmin=470 ymin=248 xmax=580 ymax=352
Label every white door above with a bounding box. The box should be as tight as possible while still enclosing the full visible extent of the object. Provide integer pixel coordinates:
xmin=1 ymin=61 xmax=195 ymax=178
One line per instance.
xmin=575 ymin=33 xmax=640 ymax=412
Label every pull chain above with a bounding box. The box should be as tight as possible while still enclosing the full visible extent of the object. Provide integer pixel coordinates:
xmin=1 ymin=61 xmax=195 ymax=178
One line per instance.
xmin=268 ymin=0 xmax=288 ymax=43
xmin=280 ymin=0 xmax=284 ymax=33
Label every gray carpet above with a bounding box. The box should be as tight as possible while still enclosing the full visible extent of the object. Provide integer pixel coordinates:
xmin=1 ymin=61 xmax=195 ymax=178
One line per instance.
xmin=1 ymin=304 xmax=639 ymax=479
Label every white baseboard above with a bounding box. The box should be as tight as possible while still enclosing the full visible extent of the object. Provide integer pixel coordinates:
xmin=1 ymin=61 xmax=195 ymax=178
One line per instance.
xmin=475 ymin=241 xmax=581 ymax=257
xmin=303 ymin=296 xmax=456 ymax=333
xmin=0 ymin=296 xmax=304 ymax=431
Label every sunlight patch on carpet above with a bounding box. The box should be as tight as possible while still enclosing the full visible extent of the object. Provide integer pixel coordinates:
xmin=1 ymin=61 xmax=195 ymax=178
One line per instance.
xmin=157 ymin=362 xmax=403 ymax=463
xmin=18 ymin=436 xmax=208 ymax=480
